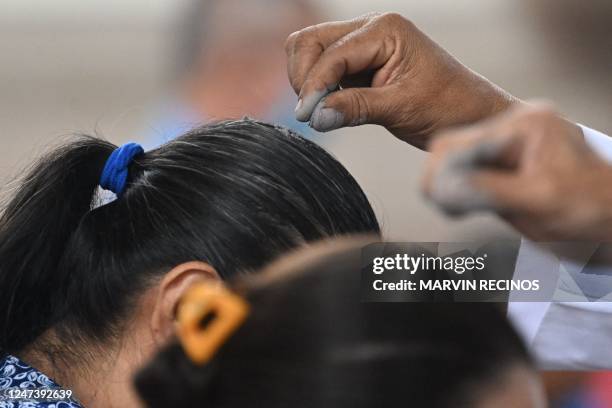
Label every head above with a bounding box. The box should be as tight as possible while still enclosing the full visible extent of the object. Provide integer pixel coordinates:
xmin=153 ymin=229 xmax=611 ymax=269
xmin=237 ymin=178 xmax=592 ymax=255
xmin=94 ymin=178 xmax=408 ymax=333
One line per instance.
xmin=135 ymin=238 xmax=545 ymax=408
xmin=0 ymin=119 xmax=378 ymax=375
xmin=173 ymin=0 xmax=323 ymax=118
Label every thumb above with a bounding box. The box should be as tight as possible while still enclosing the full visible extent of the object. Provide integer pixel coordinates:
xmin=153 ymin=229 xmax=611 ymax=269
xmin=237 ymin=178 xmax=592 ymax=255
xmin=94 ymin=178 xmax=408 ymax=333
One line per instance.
xmin=424 ymin=137 xmax=533 ymax=216
xmin=308 ymin=87 xmax=390 ymax=132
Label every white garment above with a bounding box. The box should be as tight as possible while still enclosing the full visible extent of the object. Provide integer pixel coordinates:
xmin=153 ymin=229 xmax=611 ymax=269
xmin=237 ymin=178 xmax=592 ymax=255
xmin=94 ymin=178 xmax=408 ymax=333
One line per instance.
xmin=508 ymin=125 xmax=612 ymax=369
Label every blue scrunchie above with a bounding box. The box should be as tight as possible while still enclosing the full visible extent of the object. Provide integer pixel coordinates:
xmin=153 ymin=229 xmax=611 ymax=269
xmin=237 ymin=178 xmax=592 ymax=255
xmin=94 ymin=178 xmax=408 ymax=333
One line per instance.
xmin=99 ymin=142 xmax=144 ymax=195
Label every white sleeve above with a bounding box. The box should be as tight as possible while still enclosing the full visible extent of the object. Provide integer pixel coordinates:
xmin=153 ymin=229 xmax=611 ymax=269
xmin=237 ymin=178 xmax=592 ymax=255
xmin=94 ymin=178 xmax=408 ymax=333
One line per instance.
xmin=509 ymin=239 xmax=612 ymax=369
xmin=507 ymin=124 xmax=612 ymax=370
xmin=580 ymin=124 xmax=612 ymax=164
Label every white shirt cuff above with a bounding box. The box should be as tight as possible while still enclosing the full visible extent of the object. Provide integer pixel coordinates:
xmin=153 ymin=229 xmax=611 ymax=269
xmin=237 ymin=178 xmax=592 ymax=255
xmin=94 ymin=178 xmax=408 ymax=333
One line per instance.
xmin=580 ymin=124 xmax=612 ymax=163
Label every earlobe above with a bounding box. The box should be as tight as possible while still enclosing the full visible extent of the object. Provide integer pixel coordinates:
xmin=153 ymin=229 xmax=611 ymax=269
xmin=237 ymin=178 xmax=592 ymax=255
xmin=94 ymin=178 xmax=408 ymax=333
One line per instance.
xmin=150 ymin=261 xmax=221 ymax=346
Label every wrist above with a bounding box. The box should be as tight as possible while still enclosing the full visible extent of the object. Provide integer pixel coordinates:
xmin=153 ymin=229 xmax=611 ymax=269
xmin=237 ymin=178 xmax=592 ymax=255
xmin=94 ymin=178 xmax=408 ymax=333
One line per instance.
xmin=439 ymin=69 xmax=520 ymax=131
xmin=385 ymin=68 xmax=520 ymax=149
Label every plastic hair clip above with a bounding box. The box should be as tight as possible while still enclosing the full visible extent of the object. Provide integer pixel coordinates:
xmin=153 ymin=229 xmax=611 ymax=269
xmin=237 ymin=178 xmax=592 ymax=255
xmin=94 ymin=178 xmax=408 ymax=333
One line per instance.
xmin=178 ymin=283 xmax=250 ymax=365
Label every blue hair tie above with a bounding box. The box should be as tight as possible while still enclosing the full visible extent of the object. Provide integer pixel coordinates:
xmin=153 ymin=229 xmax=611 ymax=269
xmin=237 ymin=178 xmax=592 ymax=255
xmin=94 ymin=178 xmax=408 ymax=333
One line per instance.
xmin=100 ymin=142 xmax=144 ymax=195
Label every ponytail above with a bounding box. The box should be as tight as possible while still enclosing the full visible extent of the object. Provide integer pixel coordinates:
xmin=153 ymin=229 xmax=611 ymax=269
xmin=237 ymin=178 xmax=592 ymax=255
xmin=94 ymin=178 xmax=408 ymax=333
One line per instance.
xmin=0 ymin=136 xmax=115 ymax=353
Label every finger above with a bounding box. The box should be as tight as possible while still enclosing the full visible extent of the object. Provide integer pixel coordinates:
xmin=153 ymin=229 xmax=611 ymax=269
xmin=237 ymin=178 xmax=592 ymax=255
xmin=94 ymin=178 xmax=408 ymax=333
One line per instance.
xmin=307 ymin=87 xmax=391 ymax=132
xmin=286 ymin=19 xmax=366 ymax=96
xmin=424 ymin=126 xmax=505 ymax=185
xmin=423 ymin=129 xmax=493 ymax=198
xmin=425 ymin=166 xmax=534 ymax=216
xmin=423 ymin=141 xmax=514 ymax=215
xmin=295 ymin=26 xmax=396 ymax=123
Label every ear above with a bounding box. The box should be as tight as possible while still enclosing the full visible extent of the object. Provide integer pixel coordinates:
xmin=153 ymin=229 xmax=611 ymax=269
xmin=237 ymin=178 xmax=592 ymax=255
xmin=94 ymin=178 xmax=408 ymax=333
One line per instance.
xmin=150 ymin=261 xmax=221 ymax=345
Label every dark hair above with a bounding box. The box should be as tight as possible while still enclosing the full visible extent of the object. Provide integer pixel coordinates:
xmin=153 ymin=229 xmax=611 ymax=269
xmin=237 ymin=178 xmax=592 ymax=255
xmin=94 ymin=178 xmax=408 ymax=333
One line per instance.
xmin=135 ymin=240 xmax=533 ymax=408
xmin=0 ymin=119 xmax=379 ymax=354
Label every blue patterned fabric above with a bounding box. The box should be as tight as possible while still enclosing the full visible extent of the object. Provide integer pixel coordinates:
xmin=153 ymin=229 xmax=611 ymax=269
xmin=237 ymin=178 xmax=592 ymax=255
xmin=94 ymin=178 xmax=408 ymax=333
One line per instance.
xmin=0 ymin=354 xmax=83 ymax=408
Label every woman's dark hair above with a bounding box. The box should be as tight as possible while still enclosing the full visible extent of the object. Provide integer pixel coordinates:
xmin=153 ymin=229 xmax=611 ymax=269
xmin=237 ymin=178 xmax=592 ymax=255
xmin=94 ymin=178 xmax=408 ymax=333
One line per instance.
xmin=135 ymin=240 xmax=533 ymax=408
xmin=0 ymin=119 xmax=379 ymax=354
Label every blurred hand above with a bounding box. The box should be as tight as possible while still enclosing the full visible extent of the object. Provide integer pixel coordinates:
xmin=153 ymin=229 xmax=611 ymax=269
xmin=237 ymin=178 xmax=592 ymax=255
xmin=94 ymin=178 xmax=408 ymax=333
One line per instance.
xmin=422 ymin=104 xmax=612 ymax=241
xmin=285 ymin=12 xmax=518 ymax=148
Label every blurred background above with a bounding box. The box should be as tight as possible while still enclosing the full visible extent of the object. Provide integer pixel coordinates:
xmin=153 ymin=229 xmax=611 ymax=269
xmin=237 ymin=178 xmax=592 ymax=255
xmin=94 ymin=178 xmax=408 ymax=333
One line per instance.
xmin=2 ymin=0 xmax=611 ymax=243
xmin=1 ymin=1 xmax=611 ymax=406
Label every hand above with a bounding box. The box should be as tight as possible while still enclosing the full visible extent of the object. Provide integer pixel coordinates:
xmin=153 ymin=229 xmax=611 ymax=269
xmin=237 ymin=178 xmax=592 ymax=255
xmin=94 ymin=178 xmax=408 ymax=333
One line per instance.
xmin=285 ymin=12 xmax=518 ymax=149
xmin=422 ymin=104 xmax=612 ymax=241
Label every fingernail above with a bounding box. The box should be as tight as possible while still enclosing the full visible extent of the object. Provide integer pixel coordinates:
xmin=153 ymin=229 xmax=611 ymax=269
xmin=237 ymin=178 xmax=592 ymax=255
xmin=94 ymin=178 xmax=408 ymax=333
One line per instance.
xmin=309 ymin=100 xmax=344 ymax=132
xmin=295 ymin=88 xmax=330 ymax=123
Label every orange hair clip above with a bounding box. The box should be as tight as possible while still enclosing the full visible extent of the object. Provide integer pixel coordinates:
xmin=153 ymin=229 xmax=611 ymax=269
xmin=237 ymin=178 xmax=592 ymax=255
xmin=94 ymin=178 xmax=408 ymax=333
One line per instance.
xmin=178 ymin=283 xmax=250 ymax=365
